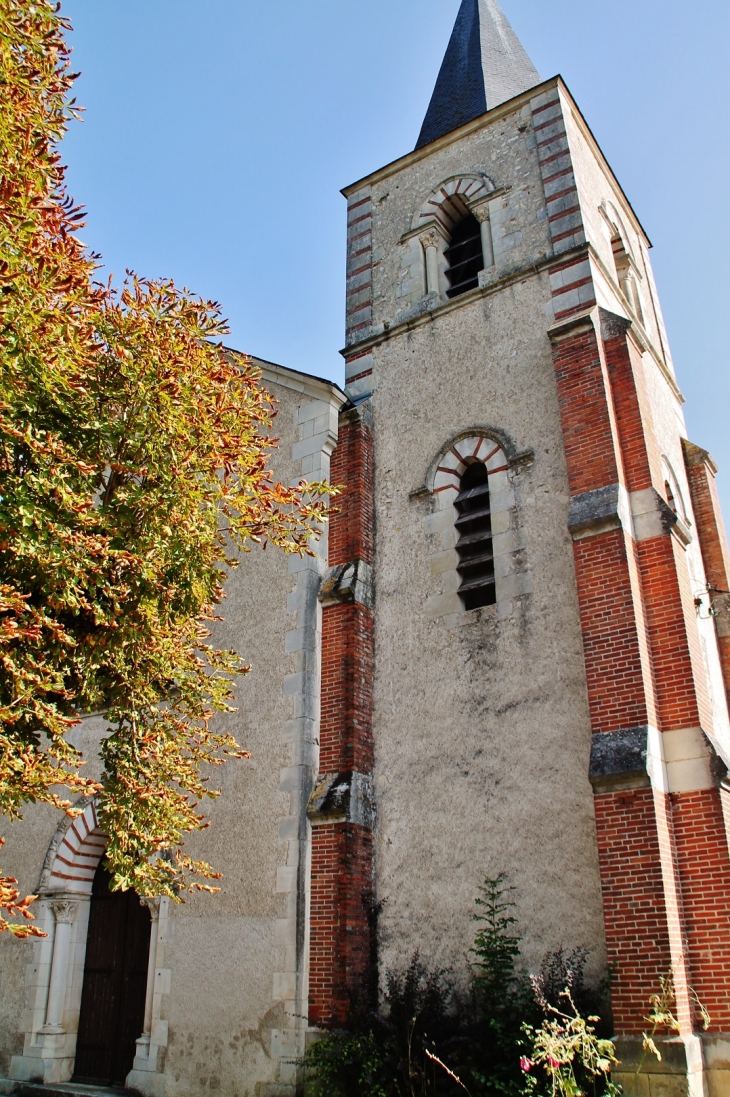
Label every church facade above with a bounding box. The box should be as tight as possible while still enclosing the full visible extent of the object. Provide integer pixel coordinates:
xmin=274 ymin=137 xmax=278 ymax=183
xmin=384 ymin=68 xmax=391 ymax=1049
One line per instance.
xmin=3 ymin=2 xmax=730 ymax=1095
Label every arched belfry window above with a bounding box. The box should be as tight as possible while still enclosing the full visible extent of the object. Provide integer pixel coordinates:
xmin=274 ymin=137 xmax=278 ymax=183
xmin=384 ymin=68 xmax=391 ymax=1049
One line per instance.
xmin=426 ymin=432 xmax=531 ymax=622
xmin=455 ymin=460 xmax=496 ymax=610
xmin=445 ymin=213 xmax=484 ymax=299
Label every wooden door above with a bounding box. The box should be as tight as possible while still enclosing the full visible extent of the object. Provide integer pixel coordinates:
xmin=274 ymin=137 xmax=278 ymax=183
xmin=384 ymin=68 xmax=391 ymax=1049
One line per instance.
xmin=73 ymin=860 xmax=151 ymax=1087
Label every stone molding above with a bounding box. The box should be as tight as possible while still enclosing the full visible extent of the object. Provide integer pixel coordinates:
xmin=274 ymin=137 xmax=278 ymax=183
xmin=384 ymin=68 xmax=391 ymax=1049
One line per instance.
xmin=568 ymin=482 xmax=692 ymax=546
xmin=307 ymin=771 xmax=375 ymax=829
xmin=49 ymin=900 xmax=77 ymax=925
xmin=318 ymin=560 xmax=373 ymax=610
xmin=589 ymin=724 xmax=723 ymax=795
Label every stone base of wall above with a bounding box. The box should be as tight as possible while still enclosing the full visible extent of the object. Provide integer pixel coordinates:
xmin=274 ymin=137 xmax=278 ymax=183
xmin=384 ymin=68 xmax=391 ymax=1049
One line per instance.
xmin=9 ymin=1052 xmax=72 ymax=1087
xmin=126 ymin=1068 xmax=167 ymax=1097
xmin=613 ymin=1034 xmax=730 ymax=1097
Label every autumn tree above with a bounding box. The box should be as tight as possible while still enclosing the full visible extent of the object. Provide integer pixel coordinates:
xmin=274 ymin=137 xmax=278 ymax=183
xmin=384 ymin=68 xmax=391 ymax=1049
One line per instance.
xmin=0 ymin=0 xmax=330 ymax=933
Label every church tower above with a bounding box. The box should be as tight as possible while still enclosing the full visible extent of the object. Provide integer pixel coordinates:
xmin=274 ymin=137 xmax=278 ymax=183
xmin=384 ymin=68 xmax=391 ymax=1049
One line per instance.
xmin=313 ymin=1 xmax=730 ymax=1093
xmin=4 ymin=7 xmax=730 ymax=1097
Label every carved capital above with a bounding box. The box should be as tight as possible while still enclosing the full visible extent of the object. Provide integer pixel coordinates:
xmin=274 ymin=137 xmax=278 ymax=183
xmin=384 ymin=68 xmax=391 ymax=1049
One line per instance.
xmin=471 ymin=203 xmax=491 ymax=224
xmin=50 ymin=900 xmax=78 ymax=924
xmin=139 ymin=897 xmax=161 ymax=921
xmin=419 ymin=229 xmax=440 ymax=251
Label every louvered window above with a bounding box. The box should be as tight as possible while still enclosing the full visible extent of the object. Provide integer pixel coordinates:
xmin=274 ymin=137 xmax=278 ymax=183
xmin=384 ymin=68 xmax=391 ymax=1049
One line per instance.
xmin=455 ymin=461 xmax=496 ymax=611
xmin=444 ymin=213 xmax=484 ymax=299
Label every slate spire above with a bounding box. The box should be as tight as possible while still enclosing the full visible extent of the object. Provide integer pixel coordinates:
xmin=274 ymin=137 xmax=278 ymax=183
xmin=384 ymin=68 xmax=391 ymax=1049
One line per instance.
xmin=416 ymin=0 xmax=540 ymax=149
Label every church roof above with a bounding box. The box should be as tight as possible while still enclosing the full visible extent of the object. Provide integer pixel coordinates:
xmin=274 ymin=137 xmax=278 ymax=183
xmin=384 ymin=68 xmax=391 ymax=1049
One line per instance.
xmin=416 ymin=0 xmax=540 ymax=149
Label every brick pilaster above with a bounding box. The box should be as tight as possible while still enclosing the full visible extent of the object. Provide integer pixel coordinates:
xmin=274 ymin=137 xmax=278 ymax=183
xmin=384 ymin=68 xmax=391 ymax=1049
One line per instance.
xmin=683 ymin=441 xmax=730 ymax=706
xmin=308 ymin=403 xmax=375 ymax=1028
xmin=549 ymin=307 xmax=730 ymax=1068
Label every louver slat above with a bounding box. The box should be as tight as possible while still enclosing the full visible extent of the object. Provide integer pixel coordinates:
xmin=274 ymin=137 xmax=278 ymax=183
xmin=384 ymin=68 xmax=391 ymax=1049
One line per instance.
xmin=454 ymin=460 xmax=496 ymax=611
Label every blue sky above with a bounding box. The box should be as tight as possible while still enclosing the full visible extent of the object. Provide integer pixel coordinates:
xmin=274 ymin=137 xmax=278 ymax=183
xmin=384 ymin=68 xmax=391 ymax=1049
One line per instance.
xmin=61 ymin=0 xmax=730 ymax=510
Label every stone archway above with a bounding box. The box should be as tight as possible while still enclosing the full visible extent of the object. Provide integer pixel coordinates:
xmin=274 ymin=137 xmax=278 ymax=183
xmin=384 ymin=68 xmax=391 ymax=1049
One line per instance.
xmin=9 ymin=801 xmax=168 ymax=1094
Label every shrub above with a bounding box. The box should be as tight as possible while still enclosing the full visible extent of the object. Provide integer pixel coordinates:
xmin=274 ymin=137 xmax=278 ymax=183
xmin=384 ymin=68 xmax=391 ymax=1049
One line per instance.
xmin=301 ymin=875 xmax=612 ymax=1097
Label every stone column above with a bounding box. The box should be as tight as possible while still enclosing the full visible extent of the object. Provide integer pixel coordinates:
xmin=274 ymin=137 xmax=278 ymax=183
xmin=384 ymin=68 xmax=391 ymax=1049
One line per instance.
xmin=41 ymin=900 xmax=78 ymax=1033
xmin=136 ymin=898 xmax=161 ymax=1059
xmin=473 ymin=205 xmax=495 ymax=268
xmin=419 ymin=229 xmax=440 ymax=295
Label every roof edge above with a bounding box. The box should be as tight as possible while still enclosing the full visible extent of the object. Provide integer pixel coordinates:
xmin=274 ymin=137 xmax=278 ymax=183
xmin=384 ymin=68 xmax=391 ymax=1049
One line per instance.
xmin=341 ymin=74 xmax=651 ymax=249
xmin=342 ymin=76 xmax=557 ymax=197
xmin=555 ymin=78 xmax=652 ymax=249
xmin=225 ymin=347 xmax=347 ymax=404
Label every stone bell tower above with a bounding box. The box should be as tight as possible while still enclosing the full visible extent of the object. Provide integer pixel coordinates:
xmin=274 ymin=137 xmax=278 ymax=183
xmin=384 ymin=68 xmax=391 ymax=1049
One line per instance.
xmin=307 ymin=1 xmax=730 ymax=1093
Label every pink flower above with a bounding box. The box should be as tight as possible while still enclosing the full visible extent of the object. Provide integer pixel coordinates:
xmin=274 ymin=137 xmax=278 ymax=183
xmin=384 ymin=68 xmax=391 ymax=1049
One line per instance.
xmin=548 ymin=1057 xmax=561 ymax=1069
xmin=520 ymin=1058 xmax=533 ymax=1073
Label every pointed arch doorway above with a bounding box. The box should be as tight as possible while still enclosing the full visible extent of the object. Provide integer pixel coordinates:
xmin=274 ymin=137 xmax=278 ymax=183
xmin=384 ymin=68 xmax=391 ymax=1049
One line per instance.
xmin=73 ymin=860 xmax=151 ymax=1087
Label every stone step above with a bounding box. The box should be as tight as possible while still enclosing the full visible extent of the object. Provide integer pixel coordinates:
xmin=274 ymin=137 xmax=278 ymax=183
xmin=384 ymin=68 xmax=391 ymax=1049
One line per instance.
xmin=1 ymin=1083 xmax=127 ymax=1097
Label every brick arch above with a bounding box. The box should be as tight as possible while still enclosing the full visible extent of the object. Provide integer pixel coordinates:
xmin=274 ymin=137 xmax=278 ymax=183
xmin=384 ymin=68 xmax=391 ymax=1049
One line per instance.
xmin=431 ymin=432 xmax=509 ymax=508
xmin=425 ymin=425 xmax=521 ymax=497
xmin=38 ymin=799 xmax=106 ymax=895
xmin=412 ymin=174 xmax=495 ymax=235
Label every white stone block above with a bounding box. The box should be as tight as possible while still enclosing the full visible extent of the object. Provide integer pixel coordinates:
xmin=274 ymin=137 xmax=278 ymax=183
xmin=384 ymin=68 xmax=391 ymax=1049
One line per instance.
xmin=279 ymin=766 xmax=303 ymax=794
xmin=292 ymin=432 xmax=337 ymax=461
xmin=273 ymin=972 xmax=297 ymax=1001
xmin=544 ymin=172 xmax=575 ymax=200
xmin=442 ymin=569 xmax=461 ymax=594
xmin=276 ymin=867 xmax=296 ymax=894
xmin=155 ymin=969 xmax=171 ymax=996
xmin=498 ymin=572 xmax=533 ymax=599
xmin=429 ymin=548 xmax=459 ymax=576
xmin=271 ymin=1029 xmax=302 ymax=1059
xmin=426 ymin=592 xmax=462 ymax=618
xmin=492 ymin=530 xmax=519 ymax=558
xmin=422 ymin=509 xmax=455 ymax=535
xmin=283 ymin=673 xmax=306 ymax=698
xmin=490 ymin=510 xmax=511 ymax=535
xmin=278 ymin=816 xmax=298 ymax=841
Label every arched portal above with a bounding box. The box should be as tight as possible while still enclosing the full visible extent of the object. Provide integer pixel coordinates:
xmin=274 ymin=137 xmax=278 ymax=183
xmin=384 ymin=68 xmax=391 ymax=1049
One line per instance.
xmin=73 ymin=859 xmax=151 ymax=1087
xmin=11 ymin=799 xmax=169 ymax=1092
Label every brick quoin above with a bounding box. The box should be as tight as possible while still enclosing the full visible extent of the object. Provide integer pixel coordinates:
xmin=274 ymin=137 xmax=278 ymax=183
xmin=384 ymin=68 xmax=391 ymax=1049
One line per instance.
xmin=550 ymin=314 xmax=730 ymax=1047
xmin=309 ymin=824 xmax=373 ymax=1027
xmin=309 ymin=406 xmax=375 ymax=1028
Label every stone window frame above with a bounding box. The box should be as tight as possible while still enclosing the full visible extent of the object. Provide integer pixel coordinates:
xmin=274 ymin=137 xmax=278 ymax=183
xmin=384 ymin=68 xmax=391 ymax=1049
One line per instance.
xmin=661 ymin=455 xmax=690 ymax=526
xmin=416 ymin=428 xmax=533 ymax=625
xmin=10 ymin=799 xmax=169 ymax=1096
xmin=599 ymin=200 xmax=645 ymax=324
xmin=398 ymin=175 xmax=498 ymax=310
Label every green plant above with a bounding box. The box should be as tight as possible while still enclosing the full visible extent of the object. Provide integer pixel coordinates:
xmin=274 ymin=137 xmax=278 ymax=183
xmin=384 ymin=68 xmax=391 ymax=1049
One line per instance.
xmin=521 ymin=990 xmax=618 ymax=1097
xmin=301 ymin=876 xmax=611 ymax=1097
xmin=622 ymin=972 xmax=709 ymax=1094
xmin=304 ymin=1029 xmax=389 ymax=1097
xmin=461 ymin=875 xmax=534 ymax=1097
